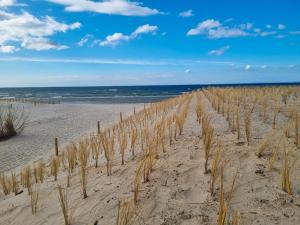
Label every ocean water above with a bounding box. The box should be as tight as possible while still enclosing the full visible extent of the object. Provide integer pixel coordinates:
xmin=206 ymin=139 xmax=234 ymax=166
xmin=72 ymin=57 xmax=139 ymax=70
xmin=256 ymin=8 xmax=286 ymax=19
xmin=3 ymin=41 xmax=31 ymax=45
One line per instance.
xmin=0 ymin=85 xmax=202 ymax=104
xmin=0 ymin=83 xmax=299 ymax=104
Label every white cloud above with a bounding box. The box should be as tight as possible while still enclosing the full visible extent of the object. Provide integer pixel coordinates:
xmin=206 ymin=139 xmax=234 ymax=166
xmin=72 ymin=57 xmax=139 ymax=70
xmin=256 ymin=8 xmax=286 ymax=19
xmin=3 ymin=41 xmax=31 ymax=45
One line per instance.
xmin=77 ymin=34 xmax=93 ymax=46
xmin=185 ymin=69 xmax=191 ymax=73
xmin=100 ymin=24 xmax=158 ymax=47
xmin=187 ymin=19 xmax=220 ymax=36
xmin=21 ymin=37 xmax=68 ymax=51
xmin=259 ymin=31 xmax=276 ymax=37
xmin=266 ymin=24 xmax=272 ymax=29
xmin=187 ymin=19 xmax=248 ymax=39
xmin=0 ymin=56 xmax=171 ymax=65
xmin=48 ymin=0 xmax=161 ymax=16
xmin=290 ymin=31 xmax=300 ymax=35
xmin=179 ymin=9 xmax=193 ymax=18
xmin=245 ymin=64 xmax=251 ymax=70
xmin=275 ymin=34 xmax=286 ymax=39
xmin=0 ymin=0 xmax=15 ymax=7
xmin=100 ymin=33 xmax=130 ymax=47
xmin=240 ymin=23 xmax=253 ymax=30
xmin=261 ymin=65 xmax=268 ymax=69
xmin=0 ymin=44 xmax=18 ymax=53
xmin=131 ymin=24 xmax=158 ymax=37
xmin=0 ymin=10 xmax=80 ymax=52
xmin=278 ymin=24 xmax=286 ymax=30
xmin=208 ymin=45 xmax=230 ymax=56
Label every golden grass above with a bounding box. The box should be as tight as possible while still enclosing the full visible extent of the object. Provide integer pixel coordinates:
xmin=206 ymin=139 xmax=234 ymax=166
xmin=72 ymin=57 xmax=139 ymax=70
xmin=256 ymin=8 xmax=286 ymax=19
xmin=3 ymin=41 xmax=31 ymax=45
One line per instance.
xmin=202 ymin=115 xmax=214 ymax=174
xmin=236 ymin=107 xmax=241 ymax=140
xmin=78 ymin=141 xmax=90 ymax=199
xmin=116 ymin=197 xmax=136 ymax=225
xmin=130 ymin=124 xmax=138 ymax=159
xmin=66 ymin=143 xmax=77 ymax=173
xmin=100 ymin=130 xmax=115 ymax=176
xmin=21 ymin=166 xmax=32 ymax=195
xmin=30 ymin=185 xmax=39 ymax=215
xmin=217 ymin=168 xmax=227 ymax=225
xmin=244 ymin=111 xmax=251 ymax=145
xmin=281 ymin=146 xmax=293 ymax=195
xmin=118 ymin=125 xmax=128 ymax=165
xmin=58 ymin=185 xmax=71 ymax=225
xmin=0 ymin=172 xmax=11 ymax=195
xmin=210 ymin=143 xmax=222 ymax=195
xmin=294 ymin=111 xmax=299 ymax=147
xmin=51 ymin=156 xmax=60 ymax=182
xmin=11 ymin=172 xmax=19 ymax=195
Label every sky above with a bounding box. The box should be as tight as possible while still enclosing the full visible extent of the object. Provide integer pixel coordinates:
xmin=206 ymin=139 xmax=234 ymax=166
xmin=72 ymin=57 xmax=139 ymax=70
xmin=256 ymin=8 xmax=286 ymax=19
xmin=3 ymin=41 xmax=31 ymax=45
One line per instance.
xmin=0 ymin=0 xmax=299 ymax=87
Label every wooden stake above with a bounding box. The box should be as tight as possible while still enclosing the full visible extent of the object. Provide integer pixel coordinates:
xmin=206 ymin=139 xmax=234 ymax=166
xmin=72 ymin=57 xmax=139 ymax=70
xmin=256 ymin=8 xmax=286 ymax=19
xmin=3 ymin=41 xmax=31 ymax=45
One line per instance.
xmin=120 ymin=112 xmax=123 ymax=123
xmin=55 ymin=138 xmax=59 ymax=156
xmin=97 ymin=121 xmax=101 ymax=134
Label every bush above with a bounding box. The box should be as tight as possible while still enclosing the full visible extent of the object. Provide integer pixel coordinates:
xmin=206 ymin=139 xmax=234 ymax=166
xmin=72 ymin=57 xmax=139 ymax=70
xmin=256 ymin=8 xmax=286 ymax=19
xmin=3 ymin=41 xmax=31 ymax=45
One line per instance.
xmin=0 ymin=105 xmax=28 ymax=141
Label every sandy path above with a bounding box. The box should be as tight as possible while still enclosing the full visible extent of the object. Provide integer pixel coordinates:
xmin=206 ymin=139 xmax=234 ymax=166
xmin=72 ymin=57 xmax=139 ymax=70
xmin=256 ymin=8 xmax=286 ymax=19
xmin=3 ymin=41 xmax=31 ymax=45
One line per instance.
xmin=0 ymin=103 xmax=142 ymax=172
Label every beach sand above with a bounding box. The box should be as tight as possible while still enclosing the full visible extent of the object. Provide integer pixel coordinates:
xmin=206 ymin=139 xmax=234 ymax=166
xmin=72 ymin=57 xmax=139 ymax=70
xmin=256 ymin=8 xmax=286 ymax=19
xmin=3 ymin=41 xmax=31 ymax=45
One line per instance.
xmin=0 ymin=102 xmax=142 ymax=172
xmin=1 ymin=91 xmax=300 ymax=225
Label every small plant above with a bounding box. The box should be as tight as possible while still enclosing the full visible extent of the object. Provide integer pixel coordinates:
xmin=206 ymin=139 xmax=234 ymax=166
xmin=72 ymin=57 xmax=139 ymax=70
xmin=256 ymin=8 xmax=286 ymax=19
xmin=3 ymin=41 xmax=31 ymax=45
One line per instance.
xmin=66 ymin=144 xmax=77 ymax=173
xmin=0 ymin=172 xmax=11 ymax=195
xmin=281 ymin=147 xmax=293 ymax=195
xmin=11 ymin=172 xmax=19 ymax=195
xmin=21 ymin=166 xmax=32 ymax=195
xmin=78 ymin=142 xmax=89 ymax=199
xmin=272 ymin=103 xmax=281 ymax=129
xmin=30 ymin=185 xmax=39 ymax=215
xmin=217 ymin=169 xmax=227 ymax=225
xmin=37 ymin=161 xmax=45 ymax=183
xmin=256 ymin=136 xmax=269 ymax=158
xmin=236 ymin=107 xmax=241 ymax=139
xmin=210 ymin=144 xmax=222 ymax=195
xmin=202 ymin=115 xmax=214 ymax=174
xmin=118 ymin=125 xmax=128 ymax=165
xmin=130 ymin=124 xmax=138 ymax=159
xmin=244 ymin=111 xmax=251 ymax=145
xmin=51 ymin=156 xmax=60 ymax=182
xmin=0 ymin=105 xmax=28 ymax=141
xmin=294 ymin=111 xmax=299 ymax=147
xmin=58 ymin=185 xmax=71 ymax=225
xmin=116 ymin=197 xmax=136 ymax=225
xmin=133 ymin=160 xmax=143 ymax=204
xmin=100 ymin=130 xmax=115 ymax=176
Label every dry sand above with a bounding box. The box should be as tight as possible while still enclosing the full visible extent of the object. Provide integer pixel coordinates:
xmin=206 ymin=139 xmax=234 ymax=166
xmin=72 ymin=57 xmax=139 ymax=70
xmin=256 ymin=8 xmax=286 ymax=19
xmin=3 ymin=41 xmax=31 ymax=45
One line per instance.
xmin=0 ymin=102 xmax=142 ymax=172
xmin=1 ymin=92 xmax=300 ymax=225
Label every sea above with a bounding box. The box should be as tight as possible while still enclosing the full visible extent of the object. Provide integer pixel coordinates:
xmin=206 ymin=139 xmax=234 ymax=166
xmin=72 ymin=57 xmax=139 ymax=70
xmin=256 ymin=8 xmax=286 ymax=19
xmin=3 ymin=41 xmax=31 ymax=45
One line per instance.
xmin=0 ymin=83 xmax=299 ymax=104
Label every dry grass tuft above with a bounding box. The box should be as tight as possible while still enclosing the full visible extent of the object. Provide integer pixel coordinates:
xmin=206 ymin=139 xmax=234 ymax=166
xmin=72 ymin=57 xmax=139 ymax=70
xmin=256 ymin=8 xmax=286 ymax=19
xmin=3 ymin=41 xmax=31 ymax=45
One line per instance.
xmin=21 ymin=166 xmax=32 ymax=195
xmin=244 ymin=111 xmax=252 ymax=145
xmin=0 ymin=105 xmax=28 ymax=141
xmin=78 ymin=141 xmax=90 ymax=199
xmin=116 ymin=197 xmax=136 ymax=225
xmin=0 ymin=172 xmax=11 ymax=195
xmin=281 ymin=146 xmax=293 ymax=195
xmin=210 ymin=143 xmax=222 ymax=195
xmin=30 ymin=185 xmax=39 ymax=215
xmin=202 ymin=115 xmax=214 ymax=174
xmin=58 ymin=185 xmax=71 ymax=225
xmin=51 ymin=157 xmax=60 ymax=182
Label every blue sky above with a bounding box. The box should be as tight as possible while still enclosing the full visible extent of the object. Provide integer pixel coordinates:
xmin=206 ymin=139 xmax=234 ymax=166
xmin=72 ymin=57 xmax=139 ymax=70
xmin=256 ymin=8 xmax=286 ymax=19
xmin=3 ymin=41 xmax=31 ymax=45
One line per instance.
xmin=0 ymin=0 xmax=299 ymax=87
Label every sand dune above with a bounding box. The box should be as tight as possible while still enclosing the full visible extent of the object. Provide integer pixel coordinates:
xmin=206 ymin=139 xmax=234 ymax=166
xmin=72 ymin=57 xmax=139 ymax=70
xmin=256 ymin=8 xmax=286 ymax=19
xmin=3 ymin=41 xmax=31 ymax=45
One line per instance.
xmin=1 ymin=88 xmax=300 ymax=225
